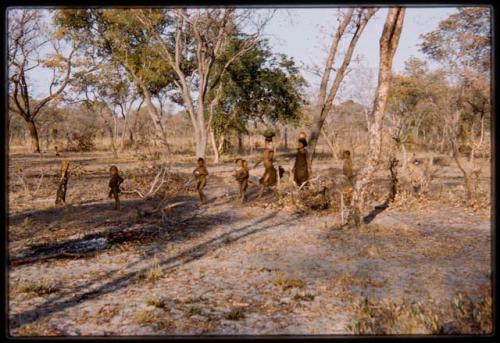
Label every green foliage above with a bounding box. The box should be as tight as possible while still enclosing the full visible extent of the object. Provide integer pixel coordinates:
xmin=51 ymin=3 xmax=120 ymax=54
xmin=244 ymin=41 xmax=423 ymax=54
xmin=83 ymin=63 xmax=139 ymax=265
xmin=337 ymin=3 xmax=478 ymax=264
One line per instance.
xmin=211 ymin=38 xmax=307 ymax=139
xmin=54 ymin=9 xmax=181 ymax=96
xmin=387 ymin=58 xmax=452 ymax=146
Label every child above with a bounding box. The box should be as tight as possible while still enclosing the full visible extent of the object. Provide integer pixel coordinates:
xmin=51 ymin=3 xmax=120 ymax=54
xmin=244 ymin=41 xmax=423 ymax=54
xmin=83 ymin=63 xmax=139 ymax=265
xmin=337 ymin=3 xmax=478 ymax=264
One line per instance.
xmin=342 ymin=150 xmax=354 ymax=184
xmin=109 ymin=165 xmax=124 ymax=210
xmin=234 ymin=159 xmax=249 ymax=203
xmin=193 ymin=157 xmax=209 ymax=203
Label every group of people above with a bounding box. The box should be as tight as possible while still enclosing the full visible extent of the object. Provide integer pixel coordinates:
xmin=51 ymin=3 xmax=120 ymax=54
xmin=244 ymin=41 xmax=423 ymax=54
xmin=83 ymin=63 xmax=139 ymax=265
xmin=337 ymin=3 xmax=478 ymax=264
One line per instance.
xmin=107 ymin=130 xmax=353 ymax=209
xmin=191 ymin=131 xmax=314 ymax=204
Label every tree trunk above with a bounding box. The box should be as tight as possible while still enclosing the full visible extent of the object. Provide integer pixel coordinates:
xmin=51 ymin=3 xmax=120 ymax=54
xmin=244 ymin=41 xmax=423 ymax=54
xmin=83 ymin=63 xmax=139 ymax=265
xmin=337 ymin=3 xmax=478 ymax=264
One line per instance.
xmin=55 ymin=161 xmax=70 ymax=205
xmin=347 ymin=7 xmax=406 ymax=227
xmin=321 ymin=127 xmax=338 ymax=160
xmin=26 ymin=119 xmax=41 ymax=153
xmin=401 ymin=142 xmax=408 ymax=172
xmin=308 ymin=9 xmax=376 ymax=166
xmin=284 ymin=127 xmax=288 ymax=150
xmin=238 ymin=132 xmax=244 ymax=154
xmin=451 ymin=139 xmax=473 ymax=202
xmin=210 ymin=129 xmax=220 ymax=164
xmin=195 ymin=125 xmax=207 ymax=159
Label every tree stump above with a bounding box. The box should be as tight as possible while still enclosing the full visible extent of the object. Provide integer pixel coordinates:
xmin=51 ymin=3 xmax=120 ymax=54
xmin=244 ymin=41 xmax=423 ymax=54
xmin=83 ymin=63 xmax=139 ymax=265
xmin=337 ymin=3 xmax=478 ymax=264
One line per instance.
xmin=55 ymin=160 xmax=70 ymax=205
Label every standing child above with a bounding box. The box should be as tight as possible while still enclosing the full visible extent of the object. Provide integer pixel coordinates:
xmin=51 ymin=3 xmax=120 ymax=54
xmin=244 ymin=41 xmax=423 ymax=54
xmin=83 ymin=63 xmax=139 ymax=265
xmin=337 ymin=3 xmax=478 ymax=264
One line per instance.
xmin=193 ymin=157 xmax=209 ymax=203
xmin=342 ymin=150 xmax=354 ymax=184
xmin=234 ymin=159 xmax=249 ymax=203
xmin=109 ymin=165 xmax=124 ymax=210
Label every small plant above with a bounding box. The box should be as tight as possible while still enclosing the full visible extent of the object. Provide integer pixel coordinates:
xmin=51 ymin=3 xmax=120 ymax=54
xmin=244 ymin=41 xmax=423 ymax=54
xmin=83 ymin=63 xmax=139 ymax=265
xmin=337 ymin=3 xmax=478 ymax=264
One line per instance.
xmin=20 ymin=280 xmax=57 ymax=296
xmin=141 ymin=262 xmax=162 ymax=283
xmin=147 ymin=295 xmax=166 ymax=309
xmin=224 ymin=308 xmax=245 ymax=321
xmin=294 ymin=292 xmax=315 ymax=301
xmin=188 ymin=306 xmax=203 ymax=316
xmin=274 ymin=271 xmax=305 ymax=290
xmin=135 ymin=310 xmax=158 ymax=325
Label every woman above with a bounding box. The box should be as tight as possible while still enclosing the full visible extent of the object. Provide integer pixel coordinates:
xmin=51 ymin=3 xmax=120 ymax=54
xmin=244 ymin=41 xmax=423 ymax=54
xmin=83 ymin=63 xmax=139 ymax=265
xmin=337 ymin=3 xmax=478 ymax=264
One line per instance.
xmin=292 ymin=137 xmax=311 ymax=187
xmin=254 ymin=134 xmax=277 ymax=198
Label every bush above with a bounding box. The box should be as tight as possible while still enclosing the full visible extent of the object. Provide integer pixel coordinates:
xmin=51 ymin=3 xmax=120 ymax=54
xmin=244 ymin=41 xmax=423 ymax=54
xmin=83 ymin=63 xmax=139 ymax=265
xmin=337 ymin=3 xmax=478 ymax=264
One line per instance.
xmin=65 ymin=132 xmax=95 ymax=152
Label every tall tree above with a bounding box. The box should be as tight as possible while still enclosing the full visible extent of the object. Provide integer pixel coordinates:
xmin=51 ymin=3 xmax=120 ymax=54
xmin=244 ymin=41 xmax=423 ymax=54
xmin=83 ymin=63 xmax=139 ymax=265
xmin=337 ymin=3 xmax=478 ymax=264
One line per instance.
xmin=209 ymin=38 xmax=307 ymax=162
xmin=133 ymin=9 xmax=272 ymax=159
xmin=386 ymin=58 xmax=451 ymax=165
xmin=307 ymin=8 xmax=377 ymax=166
xmin=8 ymin=9 xmax=79 ymax=153
xmin=55 ymin=9 xmax=177 ymax=149
xmin=419 ymin=7 xmax=491 ymax=202
xmin=347 ymin=7 xmax=406 ymax=227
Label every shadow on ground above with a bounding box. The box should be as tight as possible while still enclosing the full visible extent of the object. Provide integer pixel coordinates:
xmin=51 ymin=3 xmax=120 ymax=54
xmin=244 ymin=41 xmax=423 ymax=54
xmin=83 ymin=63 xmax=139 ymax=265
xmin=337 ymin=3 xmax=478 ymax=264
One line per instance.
xmin=9 ymin=209 xmax=297 ymax=330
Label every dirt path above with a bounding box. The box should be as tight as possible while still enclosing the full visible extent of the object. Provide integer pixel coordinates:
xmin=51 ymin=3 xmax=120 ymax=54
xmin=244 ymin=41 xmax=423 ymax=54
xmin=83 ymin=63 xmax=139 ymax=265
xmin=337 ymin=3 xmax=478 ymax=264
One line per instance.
xmin=8 ymin=161 xmax=491 ymax=336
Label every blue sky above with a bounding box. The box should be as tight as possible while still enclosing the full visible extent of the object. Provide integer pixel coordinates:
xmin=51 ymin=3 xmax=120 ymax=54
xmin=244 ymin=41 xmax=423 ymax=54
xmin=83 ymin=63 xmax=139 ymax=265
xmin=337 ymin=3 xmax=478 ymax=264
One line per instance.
xmin=261 ymin=7 xmax=457 ymax=92
xmin=26 ymin=7 xmax=459 ymax=101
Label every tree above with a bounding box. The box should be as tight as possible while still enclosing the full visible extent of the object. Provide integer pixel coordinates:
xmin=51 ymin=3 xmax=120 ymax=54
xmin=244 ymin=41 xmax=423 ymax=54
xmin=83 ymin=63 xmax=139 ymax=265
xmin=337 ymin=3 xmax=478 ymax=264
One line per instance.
xmin=386 ymin=58 xmax=451 ymax=167
xmin=209 ymin=38 xmax=307 ymax=162
xmin=55 ymin=9 xmax=177 ymax=149
xmin=420 ymin=7 xmax=491 ymax=202
xmin=133 ymin=9 xmax=273 ymax=159
xmin=68 ymin=61 xmax=142 ymax=155
xmin=347 ymin=7 xmax=406 ymax=227
xmin=8 ymin=9 xmax=79 ymax=153
xmin=307 ymin=8 xmax=377 ymax=166
xmin=420 ymin=7 xmax=491 ymax=77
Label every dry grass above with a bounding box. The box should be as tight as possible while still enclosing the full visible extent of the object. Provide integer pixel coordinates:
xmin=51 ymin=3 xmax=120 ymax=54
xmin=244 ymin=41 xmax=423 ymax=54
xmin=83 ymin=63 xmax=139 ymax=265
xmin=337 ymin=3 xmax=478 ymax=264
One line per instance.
xmin=12 ymin=321 xmax=64 ymax=336
xmin=293 ymin=292 xmax=315 ymax=302
xmin=140 ymin=262 xmax=162 ymax=283
xmin=19 ymin=280 xmax=58 ymax=296
xmin=274 ymin=271 xmax=306 ymax=290
xmin=146 ymin=295 xmax=166 ymax=309
xmin=187 ymin=306 xmax=203 ymax=317
xmin=135 ymin=309 xmax=159 ymax=325
xmin=224 ymin=308 xmax=245 ymax=321
xmin=346 ymin=286 xmax=492 ymax=335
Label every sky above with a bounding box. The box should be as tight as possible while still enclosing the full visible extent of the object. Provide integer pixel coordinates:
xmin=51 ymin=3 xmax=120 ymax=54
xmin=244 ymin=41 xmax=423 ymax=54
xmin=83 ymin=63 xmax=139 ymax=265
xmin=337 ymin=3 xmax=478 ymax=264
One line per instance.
xmin=260 ymin=7 xmax=457 ymax=93
xmin=23 ymin=7 xmax=459 ymax=102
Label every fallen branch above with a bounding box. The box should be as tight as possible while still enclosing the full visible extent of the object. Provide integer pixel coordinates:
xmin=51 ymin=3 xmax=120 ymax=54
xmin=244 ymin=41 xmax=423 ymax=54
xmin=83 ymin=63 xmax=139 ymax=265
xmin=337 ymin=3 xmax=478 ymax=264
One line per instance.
xmin=123 ymin=165 xmax=169 ymax=199
xmin=297 ymin=175 xmax=322 ymax=191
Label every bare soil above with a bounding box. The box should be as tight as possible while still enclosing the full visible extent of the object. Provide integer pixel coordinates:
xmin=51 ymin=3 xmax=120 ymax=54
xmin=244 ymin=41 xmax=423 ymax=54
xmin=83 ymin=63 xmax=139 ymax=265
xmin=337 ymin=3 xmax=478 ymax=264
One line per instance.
xmin=7 ymin=150 xmax=492 ymax=336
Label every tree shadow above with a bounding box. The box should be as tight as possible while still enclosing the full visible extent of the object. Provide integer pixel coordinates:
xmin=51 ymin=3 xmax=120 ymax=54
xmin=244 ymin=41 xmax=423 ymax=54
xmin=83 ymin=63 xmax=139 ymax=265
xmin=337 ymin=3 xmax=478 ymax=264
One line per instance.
xmin=9 ymin=210 xmax=294 ymax=330
xmin=363 ymin=200 xmax=390 ymax=225
xmin=9 ymin=194 xmax=226 ymax=267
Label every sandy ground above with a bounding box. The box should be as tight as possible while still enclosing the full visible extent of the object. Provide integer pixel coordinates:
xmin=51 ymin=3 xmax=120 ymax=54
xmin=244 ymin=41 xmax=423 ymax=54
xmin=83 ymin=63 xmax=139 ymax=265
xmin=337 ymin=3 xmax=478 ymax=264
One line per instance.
xmin=7 ymin=150 xmax=492 ymax=336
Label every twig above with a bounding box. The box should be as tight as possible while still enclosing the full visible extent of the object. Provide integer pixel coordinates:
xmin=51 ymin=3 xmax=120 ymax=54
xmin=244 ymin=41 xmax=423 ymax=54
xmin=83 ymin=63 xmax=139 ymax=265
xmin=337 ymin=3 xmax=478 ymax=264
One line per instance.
xmin=17 ymin=174 xmax=30 ymax=197
xmin=33 ymin=168 xmax=45 ymax=195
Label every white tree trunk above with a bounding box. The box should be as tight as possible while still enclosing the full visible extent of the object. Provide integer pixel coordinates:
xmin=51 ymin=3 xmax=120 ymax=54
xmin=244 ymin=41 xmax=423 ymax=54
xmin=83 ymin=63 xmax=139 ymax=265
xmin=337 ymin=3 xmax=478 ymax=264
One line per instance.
xmin=348 ymin=7 xmax=406 ymax=227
